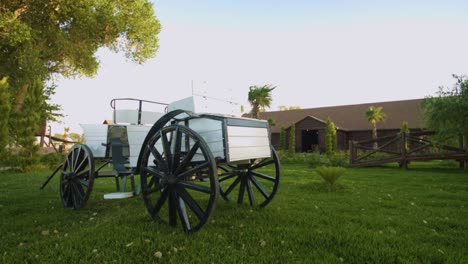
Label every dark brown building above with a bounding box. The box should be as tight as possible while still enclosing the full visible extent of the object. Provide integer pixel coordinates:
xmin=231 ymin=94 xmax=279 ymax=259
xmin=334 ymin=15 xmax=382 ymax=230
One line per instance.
xmin=256 ymin=98 xmax=425 ymax=152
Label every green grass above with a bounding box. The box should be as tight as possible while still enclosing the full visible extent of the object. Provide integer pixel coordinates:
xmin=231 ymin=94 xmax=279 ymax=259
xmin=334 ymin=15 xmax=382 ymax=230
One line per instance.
xmin=1 ymin=162 xmax=467 ymax=263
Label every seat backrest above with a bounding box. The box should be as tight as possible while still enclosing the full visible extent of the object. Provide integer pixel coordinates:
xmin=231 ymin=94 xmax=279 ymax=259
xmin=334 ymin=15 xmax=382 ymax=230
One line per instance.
xmin=105 ymin=125 xmax=130 ymax=159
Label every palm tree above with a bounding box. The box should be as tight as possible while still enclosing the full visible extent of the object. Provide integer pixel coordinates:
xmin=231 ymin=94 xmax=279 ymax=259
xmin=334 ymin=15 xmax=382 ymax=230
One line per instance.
xmin=366 ymin=106 xmax=386 ymax=149
xmin=248 ymin=85 xmax=275 ymax=119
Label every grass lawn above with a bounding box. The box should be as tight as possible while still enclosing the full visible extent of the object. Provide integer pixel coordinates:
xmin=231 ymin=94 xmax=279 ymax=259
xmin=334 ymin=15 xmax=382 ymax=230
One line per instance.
xmin=1 ymin=162 xmax=467 ymax=263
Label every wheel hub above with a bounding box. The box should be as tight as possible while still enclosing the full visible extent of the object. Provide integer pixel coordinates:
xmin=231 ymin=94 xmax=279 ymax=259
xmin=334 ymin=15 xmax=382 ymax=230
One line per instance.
xmin=64 ymin=172 xmax=76 ymax=180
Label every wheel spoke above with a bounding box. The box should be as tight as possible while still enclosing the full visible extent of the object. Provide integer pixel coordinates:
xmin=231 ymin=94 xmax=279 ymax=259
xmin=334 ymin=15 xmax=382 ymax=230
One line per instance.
xmin=152 ymin=187 xmax=169 ymax=214
xmin=78 ymin=179 xmax=89 ymax=188
xmin=177 ymin=187 xmax=206 ymax=221
xmin=75 ymin=155 xmax=88 ymax=174
xmin=224 ymin=176 xmax=241 ymax=197
xmin=176 ymin=162 xmax=209 ymax=180
xmin=168 ymin=191 xmax=177 ymax=226
xmin=171 ymin=126 xmax=182 ymax=173
xmin=161 ymin=131 xmax=173 ymax=172
xmin=219 ymin=173 xmax=238 ymax=182
xmin=70 ymin=183 xmax=80 ymax=208
xmin=249 ymin=174 xmax=270 ymax=200
xmin=251 ymin=171 xmax=276 ymax=182
xmin=246 ymin=177 xmax=256 ymax=206
xmin=174 ymin=141 xmax=200 ymax=175
xmin=142 ymin=166 xmax=166 ymax=179
xmin=238 ymin=176 xmax=246 ymax=204
xmin=178 ymin=181 xmax=212 ymax=194
xmin=76 ymin=169 xmax=90 ymax=178
xmin=176 ymin=195 xmax=191 ymax=232
xmin=250 ymin=159 xmax=274 ymax=170
xmin=143 ymin=180 xmax=162 ymax=195
xmin=149 ymin=146 xmax=167 ymax=171
xmin=63 ymin=183 xmax=72 ymax=207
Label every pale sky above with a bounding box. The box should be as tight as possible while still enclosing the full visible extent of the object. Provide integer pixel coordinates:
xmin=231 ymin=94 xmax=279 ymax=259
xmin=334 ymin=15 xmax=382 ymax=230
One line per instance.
xmin=50 ymin=0 xmax=468 ymax=134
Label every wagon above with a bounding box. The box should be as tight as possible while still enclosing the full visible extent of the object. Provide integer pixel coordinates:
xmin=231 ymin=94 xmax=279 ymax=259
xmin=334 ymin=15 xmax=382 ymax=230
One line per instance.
xmin=41 ymin=96 xmax=280 ymax=233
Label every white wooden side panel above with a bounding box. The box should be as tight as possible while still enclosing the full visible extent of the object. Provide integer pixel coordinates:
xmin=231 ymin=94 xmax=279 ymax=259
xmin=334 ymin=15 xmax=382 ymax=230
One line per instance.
xmin=80 ymin=124 xmax=108 ymax=158
xmin=140 ymin=111 xmax=164 ymax=125
xmin=227 ymin=126 xmax=271 ymax=162
xmin=126 ymin=125 xmax=153 ymax=167
xmin=187 ymin=118 xmax=225 ymax=161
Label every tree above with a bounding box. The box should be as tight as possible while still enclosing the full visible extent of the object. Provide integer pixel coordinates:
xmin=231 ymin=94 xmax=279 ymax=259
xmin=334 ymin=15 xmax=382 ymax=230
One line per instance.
xmin=267 ymin=118 xmax=276 ymax=127
xmin=248 ymin=84 xmax=275 ymax=119
xmin=69 ymin=133 xmax=84 ymax=143
xmin=1 ymin=1 xmax=161 ymax=166
xmin=288 ymin=124 xmax=296 ymax=154
xmin=365 ymin=106 xmax=386 ymax=149
xmin=325 ymin=117 xmax=337 ymax=155
xmin=400 ymin=121 xmax=410 ymax=151
xmin=0 ymin=77 xmax=10 ymax=157
xmin=422 ymin=74 xmax=468 ymax=169
xmin=279 ymin=127 xmax=286 ymax=151
xmin=278 ymin=105 xmax=301 ymax=111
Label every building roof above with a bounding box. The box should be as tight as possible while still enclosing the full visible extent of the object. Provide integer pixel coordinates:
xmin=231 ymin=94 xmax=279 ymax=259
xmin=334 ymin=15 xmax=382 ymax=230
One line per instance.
xmin=252 ymin=98 xmax=425 ymax=133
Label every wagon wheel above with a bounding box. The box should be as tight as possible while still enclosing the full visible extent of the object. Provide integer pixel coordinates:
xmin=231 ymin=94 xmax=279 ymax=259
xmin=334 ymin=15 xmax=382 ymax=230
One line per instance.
xmin=59 ymin=144 xmax=95 ymax=209
xmin=218 ymin=146 xmax=280 ymax=208
xmin=139 ymin=125 xmax=219 ymax=233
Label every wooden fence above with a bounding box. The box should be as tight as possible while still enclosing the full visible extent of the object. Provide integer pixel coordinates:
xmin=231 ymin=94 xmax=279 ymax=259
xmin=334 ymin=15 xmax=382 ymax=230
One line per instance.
xmin=349 ymin=131 xmax=467 ymax=168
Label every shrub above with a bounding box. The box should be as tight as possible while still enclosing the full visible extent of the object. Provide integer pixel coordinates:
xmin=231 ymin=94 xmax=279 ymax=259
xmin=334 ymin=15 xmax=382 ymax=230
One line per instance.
xmin=325 ymin=118 xmax=337 ymax=155
xmin=288 ymin=124 xmax=296 ymax=154
xmin=279 ymin=127 xmax=286 ymax=151
xmin=308 ymin=153 xmax=331 ymax=167
xmin=316 ymin=166 xmax=346 ymax=186
xmin=40 ymin=152 xmax=66 ymax=170
xmin=328 ymin=152 xmax=349 ymax=167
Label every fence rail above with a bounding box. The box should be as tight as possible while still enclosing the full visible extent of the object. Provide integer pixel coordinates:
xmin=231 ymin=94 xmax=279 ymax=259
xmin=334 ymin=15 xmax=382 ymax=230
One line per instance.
xmin=349 ymin=131 xmax=467 ymax=168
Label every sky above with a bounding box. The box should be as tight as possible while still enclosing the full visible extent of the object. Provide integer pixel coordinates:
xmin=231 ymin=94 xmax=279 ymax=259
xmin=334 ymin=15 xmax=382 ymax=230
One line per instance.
xmin=50 ymin=0 xmax=468 ymax=134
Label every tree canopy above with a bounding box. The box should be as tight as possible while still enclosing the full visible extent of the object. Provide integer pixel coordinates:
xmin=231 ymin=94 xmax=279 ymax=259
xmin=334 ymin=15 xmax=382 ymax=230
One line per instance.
xmin=278 ymin=105 xmax=301 ymax=111
xmin=0 ymin=0 xmax=161 ymax=165
xmin=422 ymin=75 xmax=468 ymax=151
xmin=248 ymin=84 xmax=275 ymax=119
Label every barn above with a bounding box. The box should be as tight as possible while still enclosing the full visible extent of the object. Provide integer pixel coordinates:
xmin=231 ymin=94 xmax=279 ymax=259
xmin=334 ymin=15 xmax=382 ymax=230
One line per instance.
xmin=254 ymin=98 xmax=425 ymax=152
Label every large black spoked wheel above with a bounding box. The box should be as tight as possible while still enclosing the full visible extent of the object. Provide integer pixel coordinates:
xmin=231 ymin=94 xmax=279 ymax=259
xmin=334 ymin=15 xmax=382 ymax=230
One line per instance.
xmin=59 ymin=144 xmax=95 ymax=209
xmin=139 ymin=125 xmax=219 ymax=233
xmin=218 ymin=146 xmax=280 ymax=208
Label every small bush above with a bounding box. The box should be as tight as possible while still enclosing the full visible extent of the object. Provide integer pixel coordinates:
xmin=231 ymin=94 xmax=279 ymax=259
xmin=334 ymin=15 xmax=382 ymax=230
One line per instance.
xmin=278 ymin=151 xmax=311 ymax=164
xmin=308 ymin=153 xmax=331 ymax=167
xmin=328 ymin=152 xmax=349 ymax=167
xmin=40 ymin=152 xmax=66 ymax=170
xmin=316 ymin=166 xmax=346 ymax=186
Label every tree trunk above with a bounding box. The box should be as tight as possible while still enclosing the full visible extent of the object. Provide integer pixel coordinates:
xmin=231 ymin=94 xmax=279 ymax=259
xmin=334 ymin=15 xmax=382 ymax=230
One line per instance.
xmin=13 ymin=81 xmax=30 ymax=113
xmin=372 ymin=122 xmax=378 ymax=150
xmin=464 ymin=133 xmax=468 ymax=171
xmin=252 ymin=103 xmax=259 ymax=119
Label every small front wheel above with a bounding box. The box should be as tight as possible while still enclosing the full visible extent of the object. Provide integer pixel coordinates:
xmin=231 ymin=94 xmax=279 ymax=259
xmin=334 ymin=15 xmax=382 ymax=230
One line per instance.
xmin=59 ymin=144 xmax=95 ymax=209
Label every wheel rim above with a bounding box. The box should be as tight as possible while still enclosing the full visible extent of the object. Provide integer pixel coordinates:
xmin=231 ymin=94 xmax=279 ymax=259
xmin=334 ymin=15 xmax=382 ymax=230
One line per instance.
xmin=59 ymin=144 xmax=95 ymax=209
xmin=140 ymin=125 xmax=219 ymax=233
xmin=218 ymin=146 xmax=280 ymax=208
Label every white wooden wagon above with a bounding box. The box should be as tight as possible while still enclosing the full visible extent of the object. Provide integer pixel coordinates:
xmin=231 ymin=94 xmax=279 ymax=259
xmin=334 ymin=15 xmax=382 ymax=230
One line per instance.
xmin=42 ymin=96 xmax=280 ymax=233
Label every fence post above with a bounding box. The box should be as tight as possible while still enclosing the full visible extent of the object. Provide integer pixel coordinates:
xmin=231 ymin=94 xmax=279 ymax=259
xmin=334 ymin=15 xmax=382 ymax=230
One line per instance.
xmin=459 ymin=134 xmax=465 ymax=169
xmin=349 ymin=140 xmax=356 ymax=165
xmin=400 ymin=132 xmax=408 ymax=169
